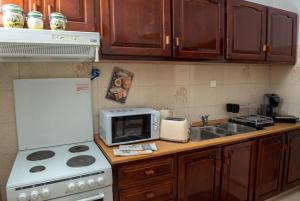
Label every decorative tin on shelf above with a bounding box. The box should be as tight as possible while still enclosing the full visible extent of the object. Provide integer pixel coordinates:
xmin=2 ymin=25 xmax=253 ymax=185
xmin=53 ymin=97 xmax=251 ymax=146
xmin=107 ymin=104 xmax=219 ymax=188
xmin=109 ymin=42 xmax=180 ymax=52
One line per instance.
xmin=1 ymin=4 xmax=25 ymax=28
xmin=49 ymin=12 xmax=67 ymax=30
xmin=106 ymin=67 xmax=134 ymax=104
xmin=27 ymin=11 xmax=43 ymax=29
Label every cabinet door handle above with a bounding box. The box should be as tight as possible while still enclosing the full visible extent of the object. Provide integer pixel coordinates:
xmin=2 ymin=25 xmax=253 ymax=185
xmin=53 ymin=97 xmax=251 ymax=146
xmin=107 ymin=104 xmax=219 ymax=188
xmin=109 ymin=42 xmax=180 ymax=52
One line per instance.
xmin=263 ymin=44 xmax=267 ymax=52
xmin=165 ymin=35 xmax=171 ymax=45
xmin=144 ymin=192 xmax=155 ymax=199
xmin=175 ymin=37 xmax=180 ymax=47
xmin=144 ymin=169 xmax=155 ymax=176
xmin=267 ymin=45 xmax=272 ymax=53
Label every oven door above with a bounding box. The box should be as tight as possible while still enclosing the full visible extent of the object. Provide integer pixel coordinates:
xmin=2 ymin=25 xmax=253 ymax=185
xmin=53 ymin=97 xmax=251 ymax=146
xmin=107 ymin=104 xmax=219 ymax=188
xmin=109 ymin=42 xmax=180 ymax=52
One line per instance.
xmin=111 ymin=114 xmax=152 ymax=144
xmin=52 ymin=186 xmax=113 ymax=201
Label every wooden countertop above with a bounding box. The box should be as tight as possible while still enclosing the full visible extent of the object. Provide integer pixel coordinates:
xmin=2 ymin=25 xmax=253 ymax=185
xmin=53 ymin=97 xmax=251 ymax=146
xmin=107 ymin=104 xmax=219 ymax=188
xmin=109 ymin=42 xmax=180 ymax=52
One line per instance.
xmin=94 ymin=122 xmax=300 ymax=165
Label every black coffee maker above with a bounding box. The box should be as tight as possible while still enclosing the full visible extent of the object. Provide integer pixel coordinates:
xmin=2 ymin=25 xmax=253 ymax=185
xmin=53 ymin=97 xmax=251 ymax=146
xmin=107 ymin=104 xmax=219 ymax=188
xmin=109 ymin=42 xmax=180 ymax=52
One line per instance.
xmin=262 ymin=94 xmax=281 ymax=118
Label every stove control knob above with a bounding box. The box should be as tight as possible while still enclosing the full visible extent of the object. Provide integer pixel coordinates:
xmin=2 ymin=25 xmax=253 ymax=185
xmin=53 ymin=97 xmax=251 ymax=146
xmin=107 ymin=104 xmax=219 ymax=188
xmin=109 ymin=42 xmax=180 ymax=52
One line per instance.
xmin=87 ymin=179 xmax=96 ymax=188
xmin=67 ymin=183 xmax=76 ymax=192
xmin=97 ymin=177 xmax=104 ymax=185
xmin=41 ymin=188 xmax=50 ymax=198
xmin=78 ymin=181 xmax=86 ymax=190
xmin=18 ymin=193 xmax=27 ymax=201
xmin=30 ymin=190 xmax=39 ymax=200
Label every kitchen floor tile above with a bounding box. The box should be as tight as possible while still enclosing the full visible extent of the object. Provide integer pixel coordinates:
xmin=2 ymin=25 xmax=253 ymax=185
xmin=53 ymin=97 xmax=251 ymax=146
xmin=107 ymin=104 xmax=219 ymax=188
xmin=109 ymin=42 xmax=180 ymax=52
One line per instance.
xmin=267 ymin=186 xmax=300 ymax=201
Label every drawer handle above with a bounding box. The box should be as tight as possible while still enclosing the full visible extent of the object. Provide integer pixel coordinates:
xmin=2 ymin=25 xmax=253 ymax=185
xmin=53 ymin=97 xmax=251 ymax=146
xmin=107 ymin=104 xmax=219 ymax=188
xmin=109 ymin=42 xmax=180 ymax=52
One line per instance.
xmin=144 ymin=170 xmax=155 ymax=176
xmin=144 ymin=192 xmax=156 ymax=199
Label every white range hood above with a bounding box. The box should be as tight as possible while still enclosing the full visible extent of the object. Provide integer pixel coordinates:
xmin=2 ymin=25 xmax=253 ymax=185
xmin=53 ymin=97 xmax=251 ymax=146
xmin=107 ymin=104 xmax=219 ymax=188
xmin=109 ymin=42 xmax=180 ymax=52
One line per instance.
xmin=0 ymin=28 xmax=100 ymax=62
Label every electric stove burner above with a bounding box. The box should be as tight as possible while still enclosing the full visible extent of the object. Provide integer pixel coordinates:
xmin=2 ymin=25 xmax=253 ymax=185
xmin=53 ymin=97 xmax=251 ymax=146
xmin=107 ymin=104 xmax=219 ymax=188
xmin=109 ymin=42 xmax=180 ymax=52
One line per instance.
xmin=66 ymin=155 xmax=96 ymax=168
xmin=30 ymin=165 xmax=46 ymax=173
xmin=69 ymin=145 xmax=89 ymax=153
xmin=27 ymin=150 xmax=55 ymax=161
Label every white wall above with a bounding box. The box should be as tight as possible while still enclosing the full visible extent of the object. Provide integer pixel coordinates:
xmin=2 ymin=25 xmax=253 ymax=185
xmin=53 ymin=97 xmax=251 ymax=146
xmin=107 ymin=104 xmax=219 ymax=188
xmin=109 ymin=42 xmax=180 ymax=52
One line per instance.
xmin=247 ymin=0 xmax=273 ymax=6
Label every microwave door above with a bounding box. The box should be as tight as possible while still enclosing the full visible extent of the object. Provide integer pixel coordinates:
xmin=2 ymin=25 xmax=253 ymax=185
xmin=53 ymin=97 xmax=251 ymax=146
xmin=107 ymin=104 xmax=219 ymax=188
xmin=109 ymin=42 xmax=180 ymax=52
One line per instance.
xmin=111 ymin=114 xmax=151 ymax=144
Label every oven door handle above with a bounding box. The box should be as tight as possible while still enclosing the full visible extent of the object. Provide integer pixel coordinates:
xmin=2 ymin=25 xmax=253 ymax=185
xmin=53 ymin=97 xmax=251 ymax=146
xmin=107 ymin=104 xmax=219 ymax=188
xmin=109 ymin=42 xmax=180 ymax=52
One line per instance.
xmin=76 ymin=193 xmax=104 ymax=201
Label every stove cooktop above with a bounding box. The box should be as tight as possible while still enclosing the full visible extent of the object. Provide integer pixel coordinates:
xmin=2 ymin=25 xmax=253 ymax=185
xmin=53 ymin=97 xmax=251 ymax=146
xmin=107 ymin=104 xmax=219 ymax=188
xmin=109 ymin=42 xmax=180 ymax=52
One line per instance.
xmin=7 ymin=141 xmax=111 ymax=188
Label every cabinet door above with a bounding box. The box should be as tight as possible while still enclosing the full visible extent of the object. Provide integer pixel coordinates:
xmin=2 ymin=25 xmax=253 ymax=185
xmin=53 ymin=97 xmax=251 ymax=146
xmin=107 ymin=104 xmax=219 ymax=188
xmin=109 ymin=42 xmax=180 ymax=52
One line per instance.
xmin=0 ymin=0 xmax=25 ymax=27
xmin=226 ymin=0 xmax=267 ymax=61
xmin=100 ymin=0 xmax=172 ymax=57
xmin=44 ymin=0 xmax=96 ymax=31
xmin=283 ymin=130 xmax=300 ymax=190
xmin=178 ymin=148 xmax=221 ymax=201
xmin=255 ymin=134 xmax=285 ymax=201
xmin=173 ymin=0 xmax=224 ymax=59
xmin=267 ymin=8 xmax=297 ymax=63
xmin=221 ymin=140 xmax=257 ymax=201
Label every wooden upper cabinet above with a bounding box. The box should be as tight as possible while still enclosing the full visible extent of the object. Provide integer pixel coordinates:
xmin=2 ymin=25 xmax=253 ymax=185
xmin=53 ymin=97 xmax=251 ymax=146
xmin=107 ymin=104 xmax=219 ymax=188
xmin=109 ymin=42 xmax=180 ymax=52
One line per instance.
xmin=255 ymin=134 xmax=285 ymax=201
xmin=178 ymin=148 xmax=221 ymax=201
xmin=267 ymin=8 xmax=297 ymax=63
xmin=42 ymin=0 xmax=96 ymax=31
xmin=221 ymin=141 xmax=257 ymax=201
xmin=0 ymin=0 xmax=25 ymax=27
xmin=100 ymin=0 xmax=172 ymax=57
xmin=173 ymin=0 xmax=224 ymax=59
xmin=226 ymin=0 xmax=267 ymax=61
xmin=283 ymin=130 xmax=300 ymax=190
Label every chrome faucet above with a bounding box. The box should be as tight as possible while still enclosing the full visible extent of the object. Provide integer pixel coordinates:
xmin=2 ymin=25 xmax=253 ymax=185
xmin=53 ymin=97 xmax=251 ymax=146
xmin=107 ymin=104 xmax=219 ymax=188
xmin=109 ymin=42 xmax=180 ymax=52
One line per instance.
xmin=201 ymin=115 xmax=209 ymax=127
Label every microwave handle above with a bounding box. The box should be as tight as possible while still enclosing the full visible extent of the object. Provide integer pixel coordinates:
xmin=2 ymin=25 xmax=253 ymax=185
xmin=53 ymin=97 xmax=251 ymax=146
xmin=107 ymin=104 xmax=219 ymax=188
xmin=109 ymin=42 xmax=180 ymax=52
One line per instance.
xmin=76 ymin=193 xmax=104 ymax=201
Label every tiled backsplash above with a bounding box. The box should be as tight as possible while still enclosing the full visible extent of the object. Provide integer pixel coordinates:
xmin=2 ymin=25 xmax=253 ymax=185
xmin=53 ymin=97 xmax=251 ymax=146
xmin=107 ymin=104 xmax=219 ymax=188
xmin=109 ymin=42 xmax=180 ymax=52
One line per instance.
xmin=0 ymin=61 xmax=270 ymax=200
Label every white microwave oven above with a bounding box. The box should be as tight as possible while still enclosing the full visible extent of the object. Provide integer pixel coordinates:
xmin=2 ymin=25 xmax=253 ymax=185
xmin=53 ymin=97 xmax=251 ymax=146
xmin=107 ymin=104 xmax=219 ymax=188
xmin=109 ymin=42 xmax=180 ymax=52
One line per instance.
xmin=99 ymin=108 xmax=160 ymax=146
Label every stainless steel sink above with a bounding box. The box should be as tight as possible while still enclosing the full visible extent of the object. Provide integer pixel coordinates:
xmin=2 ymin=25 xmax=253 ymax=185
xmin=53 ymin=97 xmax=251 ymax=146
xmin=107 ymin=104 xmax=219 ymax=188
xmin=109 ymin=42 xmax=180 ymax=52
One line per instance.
xmin=204 ymin=126 xmax=233 ymax=136
xmin=190 ymin=127 xmax=220 ymax=141
xmin=190 ymin=123 xmax=257 ymax=141
xmin=216 ymin=123 xmax=257 ymax=134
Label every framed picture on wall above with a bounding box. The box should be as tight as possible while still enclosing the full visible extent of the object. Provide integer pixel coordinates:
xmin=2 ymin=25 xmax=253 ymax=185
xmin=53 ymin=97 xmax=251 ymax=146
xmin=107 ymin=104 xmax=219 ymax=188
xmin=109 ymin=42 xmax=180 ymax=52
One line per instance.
xmin=105 ymin=67 xmax=134 ymax=104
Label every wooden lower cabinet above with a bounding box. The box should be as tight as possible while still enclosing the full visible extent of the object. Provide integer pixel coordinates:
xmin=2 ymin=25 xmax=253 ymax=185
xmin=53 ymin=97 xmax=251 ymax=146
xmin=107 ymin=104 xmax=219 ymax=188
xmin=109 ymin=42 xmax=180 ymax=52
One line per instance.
xmin=283 ymin=130 xmax=300 ymax=190
xmin=178 ymin=148 xmax=221 ymax=201
xmin=115 ymin=156 xmax=177 ymax=201
xmin=221 ymin=140 xmax=257 ymax=201
xmin=113 ymin=129 xmax=300 ymax=201
xmin=255 ymin=134 xmax=285 ymax=201
xmin=119 ymin=179 xmax=176 ymax=201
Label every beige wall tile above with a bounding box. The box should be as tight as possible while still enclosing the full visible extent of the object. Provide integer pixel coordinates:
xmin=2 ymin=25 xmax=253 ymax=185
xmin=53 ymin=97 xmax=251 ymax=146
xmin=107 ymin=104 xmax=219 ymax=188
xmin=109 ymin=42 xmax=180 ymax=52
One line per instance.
xmin=0 ymin=63 xmax=18 ymax=90
xmin=249 ymin=65 xmax=270 ymax=85
xmin=224 ymin=64 xmax=250 ymax=84
xmin=18 ymin=62 xmax=48 ymax=78
xmin=0 ymin=91 xmax=15 ymax=124
xmin=47 ymin=62 xmax=91 ymax=78
xmin=174 ymin=86 xmax=189 ymax=107
xmin=189 ymin=65 xmax=215 ymax=85
xmin=0 ymin=123 xmax=17 ymax=155
xmin=216 ymin=85 xmax=240 ymax=104
xmin=0 ymin=153 xmax=16 ymax=186
xmin=189 ymin=86 xmax=217 ymax=107
xmin=174 ymin=65 xmax=190 ymax=85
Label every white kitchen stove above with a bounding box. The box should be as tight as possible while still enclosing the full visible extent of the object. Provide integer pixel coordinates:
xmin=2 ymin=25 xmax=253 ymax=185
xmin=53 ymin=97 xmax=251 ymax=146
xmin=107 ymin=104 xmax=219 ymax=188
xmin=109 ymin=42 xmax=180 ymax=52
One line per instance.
xmin=7 ymin=141 xmax=112 ymax=201
xmin=7 ymin=79 xmax=113 ymax=201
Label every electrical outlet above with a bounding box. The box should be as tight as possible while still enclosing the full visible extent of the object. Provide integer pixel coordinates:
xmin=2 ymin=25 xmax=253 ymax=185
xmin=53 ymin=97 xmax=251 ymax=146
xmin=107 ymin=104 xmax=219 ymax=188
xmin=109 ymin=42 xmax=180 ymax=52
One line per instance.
xmin=210 ymin=80 xmax=217 ymax=88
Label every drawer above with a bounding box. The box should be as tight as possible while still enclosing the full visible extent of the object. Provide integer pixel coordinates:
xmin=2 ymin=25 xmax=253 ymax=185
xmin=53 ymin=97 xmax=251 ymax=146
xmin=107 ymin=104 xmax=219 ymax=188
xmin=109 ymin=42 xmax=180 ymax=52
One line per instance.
xmin=119 ymin=179 xmax=176 ymax=201
xmin=118 ymin=157 xmax=176 ymax=188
